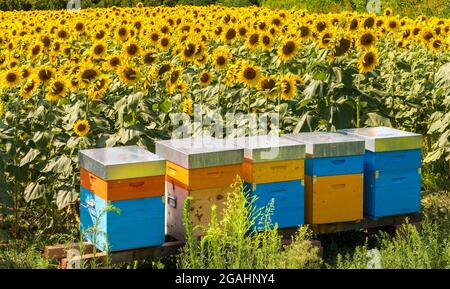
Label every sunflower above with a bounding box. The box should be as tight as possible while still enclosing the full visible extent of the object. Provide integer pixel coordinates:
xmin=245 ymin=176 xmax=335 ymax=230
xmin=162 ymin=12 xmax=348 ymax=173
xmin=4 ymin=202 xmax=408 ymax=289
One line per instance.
xmin=315 ymin=19 xmax=328 ymax=33
xmin=363 ymin=16 xmax=376 ymax=29
xmin=142 ymin=50 xmax=158 ymax=66
xmin=79 ymin=64 xmax=100 ymax=87
xmin=386 ymin=18 xmax=399 ymax=32
xmin=181 ymin=40 xmax=197 ymax=62
xmin=420 ymin=28 xmax=434 ymax=44
xmin=331 ymin=34 xmax=353 ymax=58
xmin=384 ymin=8 xmax=393 ymax=17
xmin=19 ymin=77 xmax=38 ymax=99
xmin=213 ymin=47 xmax=232 ymax=70
xmin=122 ymin=40 xmax=141 ymax=58
xmin=259 ymin=76 xmax=277 ymax=96
xmin=195 ymin=53 xmax=209 ymax=67
xmin=115 ymin=25 xmax=129 ymax=43
xmin=429 ymin=38 xmax=444 ymax=52
xmin=261 ymin=33 xmax=274 ymax=50
xmin=239 ymin=61 xmax=261 ymax=88
xmin=280 ymin=75 xmax=297 ymax=100
xmin=278 ymin=38 xmax=300 ymax=61
xmin=245 ymin=31 xmax=260 ymax=50
xmin=182 ymin=97 xmax=193 ymax=116
xmin=118 ymin=65 xmax=140 ymax=85
xmin=73 ymin=119 xmax=90 ymax=137
xmin=36 ymin=66 xmax=55 ymax=84
xmin=88 ymin=75 xmax=111 ymax=101
xmin=223 ymin=26 xmax=237 ymax=43
xmin=1 ymin=69 xmax=22 ymax=88
xmin=318 ymin=30 xmax=334 ymax=49
xmin=29 ymin=42 xmax=43 ymax=60
xmin=356 ymin=30 xmax=377 ymax=49
xmin=46 ymin=78 xmax=68 ymax=102
xmin=357 ymin=48 xmax=379 ymax=74
xmin=198 ymin=71 xmax=212 ymax=87
xmin=91 ymin=41 xmax=108 ymax=59
xmin=159 ymin=36 xmax=171 ymax=51
xmin=166 ymin=66 xmax=184 ymax=89
xmin=105 ymin=54 xmax=122 ymax=71
xmin=298 ymin=24 xmax=312 ymax=40
xmin=148 ymin=30 xmax=161 ymax=44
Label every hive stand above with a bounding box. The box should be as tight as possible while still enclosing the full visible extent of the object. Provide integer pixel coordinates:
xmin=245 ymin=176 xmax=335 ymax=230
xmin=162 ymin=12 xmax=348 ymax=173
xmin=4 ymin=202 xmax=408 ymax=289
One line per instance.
xmin=44 ymin=212 xmax=420 ymax=269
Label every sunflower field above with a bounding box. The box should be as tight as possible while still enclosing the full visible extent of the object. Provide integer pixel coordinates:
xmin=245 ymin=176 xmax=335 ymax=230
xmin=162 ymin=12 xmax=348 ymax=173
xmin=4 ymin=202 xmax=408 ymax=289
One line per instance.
xmin=0 ymin=4 xmax=449 ymax=242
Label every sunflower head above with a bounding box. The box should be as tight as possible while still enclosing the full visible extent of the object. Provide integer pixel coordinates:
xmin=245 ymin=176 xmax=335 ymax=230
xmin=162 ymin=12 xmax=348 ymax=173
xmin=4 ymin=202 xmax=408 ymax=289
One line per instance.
xmin=1 ymin=68 xmax=22 ymax=88
xmin=46 ymin=78 xmax=68 ymax=102
xmin=239 ymin=61 xmax=261 ymax=88
xmin=73 ymin=119 xmax=90 ymax=137
xmin=357 ymin=30 xmax=377 ymax=49
xmin=182 ymin=98 xmax=193 ymax=116
xmin=213 ymin=47 xmax=232 ymax=70
xmin=280 ymin=75 xmax=298 ymax=100
xmin=198 ymin=71 xmax=212 ymax=87
xmin=36 ymin=66 xmax=55 ymax=84
xmin=123 ymin=40 xmax=141 ymax=58
xmin=358 ymin=48 xmax=379 ymax=74
xmin=118 ymin=65 xmax=140 ymax=85
xmin=278 ymin=37 xmax=300 ymax=61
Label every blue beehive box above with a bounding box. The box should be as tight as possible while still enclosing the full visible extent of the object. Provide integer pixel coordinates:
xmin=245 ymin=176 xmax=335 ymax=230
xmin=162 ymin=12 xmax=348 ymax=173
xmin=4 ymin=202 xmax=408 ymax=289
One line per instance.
xmin=79 ymin=146 xmax=166 ymax=252
xmin=339 ymin=127 xmax=423 ymax=219
xmin=283 ymin=132 xmax=366 ymax=177
xmin=233 ymin=135 xmax=306 ymax=230
xmin=80 ymin=187 xmax=165 ymax=252
xmin=244 ymin=180 xmax=304 ymax=230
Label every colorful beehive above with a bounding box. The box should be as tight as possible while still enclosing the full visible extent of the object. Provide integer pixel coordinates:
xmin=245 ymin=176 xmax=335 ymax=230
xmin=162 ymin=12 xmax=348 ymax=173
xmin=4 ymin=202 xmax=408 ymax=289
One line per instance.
xmin=79 ymin=146 xmax=166 ymax=252
xmin=233 ymin=135 xmax=306 ymax=230
xmin=339 ymin=127 xmax=422 ymax=219
xmin=283 ymin=132 xmax=365 ymax=224
xmin=155 ymin=137 xmax=243 ymax=241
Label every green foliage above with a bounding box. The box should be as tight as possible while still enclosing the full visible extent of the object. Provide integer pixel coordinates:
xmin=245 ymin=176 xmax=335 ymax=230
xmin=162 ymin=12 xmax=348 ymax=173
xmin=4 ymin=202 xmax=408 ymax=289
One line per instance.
xmin=0 ymin=240 xmax=57 ymax=269
xmin=335 ymin=218 xmax=450 ymax=269
xmin=178 ymin=177 xmax=322 ymax=269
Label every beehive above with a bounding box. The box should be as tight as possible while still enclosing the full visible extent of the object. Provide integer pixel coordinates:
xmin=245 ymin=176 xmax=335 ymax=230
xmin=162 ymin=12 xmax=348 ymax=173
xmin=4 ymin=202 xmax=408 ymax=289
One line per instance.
xmin=283 ymin=132 xmax=365 ymax=224
xmin=155 ymin=137 xmax=243 ymax=240
xmin=79 ymin=146 xmax=166 ymax=252
xmin=339 ymin=127 xmax=422 ymax=219
xmin=233 ymin=135 xmax=306 ymax=230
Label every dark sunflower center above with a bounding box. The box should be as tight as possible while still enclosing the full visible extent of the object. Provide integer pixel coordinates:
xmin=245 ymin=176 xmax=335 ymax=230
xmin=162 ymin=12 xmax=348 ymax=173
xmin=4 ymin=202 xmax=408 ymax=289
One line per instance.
xmin=110 ymin=57 xmax=120 ymax=67
xmin=334 ymin=38 xmax=351 ymax=56
xmin=77 ymin=124 xmax=86 ymax=132
xmin=38 ymin=69 xmax=52 ymax=81
xmin=170 ymin=71 xmax=180 ymax=84
xmin=158 ymin=64 xmax=170 ymax=76
xmin=350 ymin=19 xmax=358 ymax=30
xmin=262 ymin=78 xmax=275 ymax=90
xmin=184 ymin=44 xmax=196 ymax=58
xmin=300 ymin=26 xmax=310 ymax=37
xmin=361 ymin=33 xmax=374 ymax=45
xmin=52 ymin=81 xmax=65 ymax=94
xmin=249 ymin=34 xmax=259 ymax=45
xmin=200 ymin=73 xmax=210 ymax=83
xmin=41 ymin=36 xmax=51 ymax=47
xmin=151 ymin=33 xmax=159 ymax=42
xmin=214 ymin=56 xmax=225 ymax=66
xmin=423 ymin=32 xmax=433 ymax=41
xmin=364 ymin=17 xmax=375 ymax=28
xmin=144 ymin=53 xmax=156 ymax=65
xmin=316 ymin=22 xmax=326 ymax=32
xmin=94 ymin=45 xmax=105 ymax=55
xmin=283 ymin=41 xmax=296 ymax=55
xmin=6 ymin=73 xmax=17 ymax=83
xmin=226 ymin=28 xmax=236 ymax=40
xmin=95 ymin=31 xmax=105 ymax=40
xmin=124 ymin=68 xmax=137 ymax=80
xmin=161 ymin=38 xmax=169 ymax=47
xmin=57 ymin=30 xmax=68 ymax=38
xmin=127 ymin=44 xmax=139 ymax=55
xmin=118 ymin=28 xmax=127 ymax=37
xmin=364 ymin=53 xmax=375 ymax=66
xmin=32 ymin=45 xmax=41 ymax=55
xmin=82 ymin=69 xmax=98 ymax=82
xmin=389 ymin=21 xmax=397 ymax=29
xmin=283 ymin=81 xmax=291 ymax=94
xmin=75 ymin=23 xmax=84 ymax=31
xmin=244 ymin=68 xmax=256 ymax=80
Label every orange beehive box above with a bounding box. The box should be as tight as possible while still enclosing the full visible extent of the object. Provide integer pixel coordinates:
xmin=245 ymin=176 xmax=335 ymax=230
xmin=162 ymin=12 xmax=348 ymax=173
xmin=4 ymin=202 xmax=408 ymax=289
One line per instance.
xmin=304 ymin=174 xmax=363 ymax=224
xmin=241 ymin=159 xmax=305 ymax=184
xmin=80 ymin=168 xmax=165 ymax=201
xmin=166 ymin=161 xmax=242 ymax=191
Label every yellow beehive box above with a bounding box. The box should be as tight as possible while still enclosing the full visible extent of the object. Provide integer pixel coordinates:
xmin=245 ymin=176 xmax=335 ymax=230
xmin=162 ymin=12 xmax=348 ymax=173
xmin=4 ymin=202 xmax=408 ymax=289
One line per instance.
xmin=242 ymin=159 xmax=305 ymax=184
xmin=304 ymin=174 xmax=363 ymax=224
